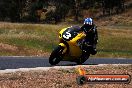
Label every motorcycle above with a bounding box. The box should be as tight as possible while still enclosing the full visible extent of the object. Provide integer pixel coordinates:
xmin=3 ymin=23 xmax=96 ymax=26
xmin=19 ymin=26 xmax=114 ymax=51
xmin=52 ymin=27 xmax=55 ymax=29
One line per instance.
xmin=49 ymin=26 xmax=90 ymax=65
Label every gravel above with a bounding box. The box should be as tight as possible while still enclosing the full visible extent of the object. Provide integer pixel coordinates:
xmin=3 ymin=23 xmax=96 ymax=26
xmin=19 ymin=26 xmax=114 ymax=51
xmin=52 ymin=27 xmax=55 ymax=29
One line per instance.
xmin=0 ymin=64 xmax=132 ymax=88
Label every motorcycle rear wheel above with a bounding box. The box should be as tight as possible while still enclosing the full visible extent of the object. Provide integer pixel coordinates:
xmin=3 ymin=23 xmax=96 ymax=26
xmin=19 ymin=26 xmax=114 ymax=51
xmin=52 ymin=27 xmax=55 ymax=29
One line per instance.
xmin=49 ymin=45 xmax=64 ymax=65
xmin=76 ymin=54 xmax=90 ymax=65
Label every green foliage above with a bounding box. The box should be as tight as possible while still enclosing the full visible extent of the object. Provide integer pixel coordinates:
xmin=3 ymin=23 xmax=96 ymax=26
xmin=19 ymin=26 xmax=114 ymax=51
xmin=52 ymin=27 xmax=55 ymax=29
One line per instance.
xmin=0 ymin=0 xmax=26 ymax=22
xmin=0 ymin=0 xmax=126 ymax=23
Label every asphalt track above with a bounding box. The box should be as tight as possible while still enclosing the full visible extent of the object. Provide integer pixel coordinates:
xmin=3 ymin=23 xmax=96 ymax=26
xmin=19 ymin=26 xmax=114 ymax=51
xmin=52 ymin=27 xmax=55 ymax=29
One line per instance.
xmin=0 ymin=56 xmax=132 ymax=70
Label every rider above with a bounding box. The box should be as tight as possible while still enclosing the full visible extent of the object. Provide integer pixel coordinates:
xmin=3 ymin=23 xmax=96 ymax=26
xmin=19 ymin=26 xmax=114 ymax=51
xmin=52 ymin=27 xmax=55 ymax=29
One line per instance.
xmin=80 ymin=18 xmax=98 ymax=57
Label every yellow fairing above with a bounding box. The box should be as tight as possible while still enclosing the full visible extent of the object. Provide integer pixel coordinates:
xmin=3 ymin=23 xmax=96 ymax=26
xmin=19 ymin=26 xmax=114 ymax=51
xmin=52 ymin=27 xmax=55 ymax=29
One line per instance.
xmin=58 ymin=27 xmax=86 ymax=58
xmin=68 ymin=33 xmax=86 ymax=57
xmin=59 ymin=27 xmax=70 ymax=39
xmin=59 ymin=43 xmax=67 ymax=54
xmin=70 ymin=32 xmax=86 ymax=43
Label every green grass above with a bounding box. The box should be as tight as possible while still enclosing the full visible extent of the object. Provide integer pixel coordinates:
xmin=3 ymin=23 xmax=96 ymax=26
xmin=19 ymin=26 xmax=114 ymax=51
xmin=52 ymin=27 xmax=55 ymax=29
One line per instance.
xmin=0 ymin=23 xmax=67 ymax=51
xmin=0 ymin=22 xmax=132 ymax=58
xmin=94 ymin=28 xmax=132 ymax=58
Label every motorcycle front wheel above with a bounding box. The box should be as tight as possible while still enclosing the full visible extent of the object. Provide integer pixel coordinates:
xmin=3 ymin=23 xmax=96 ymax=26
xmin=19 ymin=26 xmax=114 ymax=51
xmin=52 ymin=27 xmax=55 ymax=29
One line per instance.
xmin=49 ymin=45 xmax=64 ymax=65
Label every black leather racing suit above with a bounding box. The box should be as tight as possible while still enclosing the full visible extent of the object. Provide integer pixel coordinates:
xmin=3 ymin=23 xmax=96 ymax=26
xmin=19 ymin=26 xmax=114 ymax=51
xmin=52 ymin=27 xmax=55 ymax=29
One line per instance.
xmin=80 ymin=24 xmax=98 ymax=55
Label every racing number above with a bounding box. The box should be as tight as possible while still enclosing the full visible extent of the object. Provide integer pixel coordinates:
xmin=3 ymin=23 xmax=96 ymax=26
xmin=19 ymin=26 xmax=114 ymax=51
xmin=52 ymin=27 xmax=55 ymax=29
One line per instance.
xmin=63 ymin=31 xmax=71 ymax=40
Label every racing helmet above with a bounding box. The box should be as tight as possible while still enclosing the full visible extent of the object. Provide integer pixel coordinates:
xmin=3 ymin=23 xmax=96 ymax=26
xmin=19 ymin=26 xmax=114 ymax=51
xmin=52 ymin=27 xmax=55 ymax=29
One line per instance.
xmin=84 ymin=18 xmax=93 ymax=25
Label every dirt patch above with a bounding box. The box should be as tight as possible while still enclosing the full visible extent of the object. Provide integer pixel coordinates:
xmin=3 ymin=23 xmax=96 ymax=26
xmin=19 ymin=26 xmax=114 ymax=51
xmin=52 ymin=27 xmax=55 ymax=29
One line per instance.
xmin=0 ymin=65 xmax=131 ymax=88
xmin=96 ymin=8 xmax=132 ymax=26
xmin=0 ymin=43 xmax=18 ymax=52
xmin=0 ymin=43 xmax=50 ymax=57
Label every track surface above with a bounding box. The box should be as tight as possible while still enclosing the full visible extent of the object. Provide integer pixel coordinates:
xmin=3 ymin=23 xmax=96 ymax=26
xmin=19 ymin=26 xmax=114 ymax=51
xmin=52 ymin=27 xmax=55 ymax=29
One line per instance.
xmin=0 ymin=57 xmax=132 ymax=70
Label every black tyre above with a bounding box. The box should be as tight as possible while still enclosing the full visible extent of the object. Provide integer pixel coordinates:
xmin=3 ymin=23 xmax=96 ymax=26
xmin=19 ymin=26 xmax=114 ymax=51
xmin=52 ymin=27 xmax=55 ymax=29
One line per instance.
xmin=49 ymin=45 xmax=64 ymax=65
xmin=76 ymin=76 xmax=87 ymax=85
xmin=76 ymin=54 xmax=90 ymax=65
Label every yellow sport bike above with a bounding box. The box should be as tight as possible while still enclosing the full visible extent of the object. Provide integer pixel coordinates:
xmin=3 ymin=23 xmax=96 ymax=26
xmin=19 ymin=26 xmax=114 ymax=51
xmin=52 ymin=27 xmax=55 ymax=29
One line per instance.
xmin=49 ymin=26 xmax=90 ymax=65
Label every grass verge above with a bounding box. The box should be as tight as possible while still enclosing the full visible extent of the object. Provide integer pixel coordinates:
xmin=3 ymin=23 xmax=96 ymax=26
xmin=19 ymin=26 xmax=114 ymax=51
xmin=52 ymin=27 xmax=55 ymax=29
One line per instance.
xmin=0 ymin=22 xmax=132 ymax=58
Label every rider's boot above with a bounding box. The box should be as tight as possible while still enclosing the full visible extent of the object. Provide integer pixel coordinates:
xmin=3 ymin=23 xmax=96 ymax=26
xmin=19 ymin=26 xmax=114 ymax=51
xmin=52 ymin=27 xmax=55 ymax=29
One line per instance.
xmin=90 ymin=48 xmax=97 ymax=55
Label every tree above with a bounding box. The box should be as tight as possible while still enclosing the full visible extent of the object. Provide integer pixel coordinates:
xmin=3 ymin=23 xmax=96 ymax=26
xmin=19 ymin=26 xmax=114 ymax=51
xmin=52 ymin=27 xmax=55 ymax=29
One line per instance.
xmin=101 ymin=0 xmax=125 ymax=15
xmin=0 ymin=0 xmax=26 ymax=22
